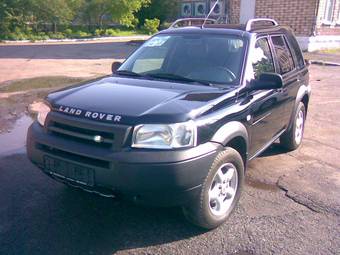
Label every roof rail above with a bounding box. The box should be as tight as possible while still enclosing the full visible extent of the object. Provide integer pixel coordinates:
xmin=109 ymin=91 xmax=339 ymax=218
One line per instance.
xmin=245 ymin=18 xmax=278 ymax=31
xmin=169 ymin=18 xmax=217 ymax=29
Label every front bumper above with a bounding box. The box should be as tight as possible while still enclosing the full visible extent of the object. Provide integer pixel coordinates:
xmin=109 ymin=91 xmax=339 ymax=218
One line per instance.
xmin=27 ymin=122 xmax=222 ymax=206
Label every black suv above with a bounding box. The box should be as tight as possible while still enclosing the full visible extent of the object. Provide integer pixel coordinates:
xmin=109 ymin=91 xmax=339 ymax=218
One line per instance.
xmin=27 ymin=19 xmax=310 ymax=229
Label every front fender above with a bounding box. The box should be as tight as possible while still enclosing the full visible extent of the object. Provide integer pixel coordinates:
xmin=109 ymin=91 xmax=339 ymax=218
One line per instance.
xmin=210 ymin=121 xmax=249 ymax=154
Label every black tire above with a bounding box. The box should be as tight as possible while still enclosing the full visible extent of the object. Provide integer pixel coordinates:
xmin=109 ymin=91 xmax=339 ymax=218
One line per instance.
xmin=182 ymin=148 xmax=244 ymax=229
xmin=280 ymin=102 xmax=306 ymax=151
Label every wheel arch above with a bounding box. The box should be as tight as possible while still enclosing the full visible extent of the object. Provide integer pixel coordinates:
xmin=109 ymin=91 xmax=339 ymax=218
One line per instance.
xmin=211 ymin=121 xmax=249 ymax=167
xmin=288 ymin=84 xmax=311 ymax=130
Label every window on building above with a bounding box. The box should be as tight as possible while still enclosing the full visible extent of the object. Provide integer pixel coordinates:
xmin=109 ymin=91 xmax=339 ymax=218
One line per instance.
xmin=271 ymin=36 xmax=295 ymax=75
xmin=324 ymin=0 xmax=335 ymax=23
xmin=251 ymin=38 xmax=275 ymax=79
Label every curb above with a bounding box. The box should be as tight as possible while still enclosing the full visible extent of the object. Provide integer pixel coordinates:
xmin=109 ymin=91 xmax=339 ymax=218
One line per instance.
xmin=307 ymin=59 xmax=340 ymax=66
xmin=1 ymin=35 xmax=150 ymax=44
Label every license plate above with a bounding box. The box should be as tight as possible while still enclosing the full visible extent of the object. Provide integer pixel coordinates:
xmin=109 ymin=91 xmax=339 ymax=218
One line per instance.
xmin=44 ymin=156 xmax=94 ymax=186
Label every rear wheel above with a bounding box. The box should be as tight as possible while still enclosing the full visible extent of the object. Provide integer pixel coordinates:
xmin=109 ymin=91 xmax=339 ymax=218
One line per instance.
xmin=280 ymin=102 xmax=306 ymax=150
xmin=182 ymin=148 xmax=244 ymax=229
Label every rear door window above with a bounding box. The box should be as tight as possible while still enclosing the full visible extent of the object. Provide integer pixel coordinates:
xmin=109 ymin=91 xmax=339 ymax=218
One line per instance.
xmin=271 ymin=35 xmax=295 ymax=74
xmin=287 ymin=34 xmax=305 ymax=68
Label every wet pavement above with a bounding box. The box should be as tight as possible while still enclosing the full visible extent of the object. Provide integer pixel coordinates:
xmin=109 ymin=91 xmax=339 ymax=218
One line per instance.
xmin=0 ymin=65 xmax=339 ymax=255
xmin=0 ymin=115 xmax=32 ymax=156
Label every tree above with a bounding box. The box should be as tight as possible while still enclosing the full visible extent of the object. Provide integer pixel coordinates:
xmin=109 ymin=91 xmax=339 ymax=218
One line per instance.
xmin=0 ymin=0 xmax=33 ymax=34
xmin=30 ymin=0 xmax=82 ymax=32
xmin=81 ymin=0 xmax=150 ymax=29
xmin=137 ymin=0 xmax=178 ymax=26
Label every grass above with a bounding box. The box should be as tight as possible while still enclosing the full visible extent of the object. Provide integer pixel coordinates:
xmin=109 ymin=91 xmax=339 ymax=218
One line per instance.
xmin=109 ymin=30 xmax=144 ymax=36
xmin=2 ymin=28 xmax=148 ymax=42
xmin=318 ymin=48 xmax=340 ymax=54
xmin=0 ymin=76 xmax=88 ymax=93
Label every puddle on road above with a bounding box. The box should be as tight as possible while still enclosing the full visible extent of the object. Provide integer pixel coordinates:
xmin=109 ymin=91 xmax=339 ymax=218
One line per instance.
xmin=0 ymin=115 xmax=33 ymax=156
xmin=245 ymin=178 xmax=279 ymax=192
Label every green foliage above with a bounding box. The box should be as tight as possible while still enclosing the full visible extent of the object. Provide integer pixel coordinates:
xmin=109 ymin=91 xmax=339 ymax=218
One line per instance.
xmin=3 ymin=29 xmax=50 ymax=41
xmin=72 ymin=30 xmax=91 ymax=38
xmin=80 ymin=0 xmax=150 ymax=29
xmin=64 ymin=28 xmax=73 ymax=36
xmin=137 ymin=0 xmax=178 ymax=27
xmin=0 ymin=0 xmax=151 ymax=40
xmin=0 ymin=0 xmax=34 ymax=35
xmin=104 ymin=28 xmax=117 ymax=36
xmin=143 ymin=18 xmax=160 ymax=35
xmin=30 ymin=0 xmax=82 ymax=28
xmin=94 ymin=28 xmax=104 ymax=36
xmin=47 ymin=32 xmax=66 ymax=39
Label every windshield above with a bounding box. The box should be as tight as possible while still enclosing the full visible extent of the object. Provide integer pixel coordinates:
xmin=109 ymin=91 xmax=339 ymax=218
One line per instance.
xmin=118 ymin=33 xmax=246 ymax=86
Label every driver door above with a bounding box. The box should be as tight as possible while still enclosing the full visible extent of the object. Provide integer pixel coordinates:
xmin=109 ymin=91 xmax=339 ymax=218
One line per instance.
xmin=248 ymin=37 xmax=286 ymax=157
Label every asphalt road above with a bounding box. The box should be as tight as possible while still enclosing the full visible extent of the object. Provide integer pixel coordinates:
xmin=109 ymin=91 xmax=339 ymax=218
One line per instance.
xmin=0 ymin=42 xmax=339 ymax=254
xmin=0 ymin=40 xmax=144 ymax=83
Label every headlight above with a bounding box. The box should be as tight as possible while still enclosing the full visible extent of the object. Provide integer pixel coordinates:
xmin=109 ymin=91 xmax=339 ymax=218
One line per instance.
xmin=132 ymin=121 xmax=197 ymax=149
xmin=35 ymin=101 xmax=51 ymax=126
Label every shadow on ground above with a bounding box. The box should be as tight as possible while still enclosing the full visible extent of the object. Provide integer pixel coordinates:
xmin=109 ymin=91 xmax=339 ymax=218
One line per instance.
xmin=0 ymin=155 xmax=204 ymax=255
xmin=0 ymin=143 xmax=288 ymax=255
xmin=0 ymin=41 xmax=142 ymax=60
xmin=257 ymin=142 xmax=289 ymax=158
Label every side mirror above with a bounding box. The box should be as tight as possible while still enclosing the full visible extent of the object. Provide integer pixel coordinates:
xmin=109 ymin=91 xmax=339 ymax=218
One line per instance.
xmin=111 ymin=61 xmax=122 ymax=73
xmin=250 ymin=73 xmax=283 ymax=90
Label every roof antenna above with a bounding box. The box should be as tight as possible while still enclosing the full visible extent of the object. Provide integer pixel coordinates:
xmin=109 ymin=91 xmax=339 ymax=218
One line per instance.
xmin=202 ymin=0 xmax=220 ymax=28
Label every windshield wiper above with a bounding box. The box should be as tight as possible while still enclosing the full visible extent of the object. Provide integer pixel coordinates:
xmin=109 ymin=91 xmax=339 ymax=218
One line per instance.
xmin=148 ymin=73 xmax=213 ymax=87
xmin=115 ymin=70 xmax=144 ymax=77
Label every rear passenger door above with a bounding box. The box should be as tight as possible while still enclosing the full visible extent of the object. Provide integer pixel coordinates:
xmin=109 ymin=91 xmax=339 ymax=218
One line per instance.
xmin=270 ymin=35 xmax=300 ymax=128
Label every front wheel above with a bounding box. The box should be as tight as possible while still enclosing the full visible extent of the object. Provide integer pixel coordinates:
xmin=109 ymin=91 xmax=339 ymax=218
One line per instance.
xmin=280 ymin=102 xmax=306 ymax=151
xmin=182 ymin=148 xmax=244 ymax=229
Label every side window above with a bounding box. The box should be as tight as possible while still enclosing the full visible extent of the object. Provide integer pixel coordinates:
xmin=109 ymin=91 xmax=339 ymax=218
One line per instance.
xmin=287 ymin=34 xmax=305 ymax=68
xmin=271 ymin=36 xmax=295 ymax=74
xmin=251 ymin=38 xmax=275 ymax=79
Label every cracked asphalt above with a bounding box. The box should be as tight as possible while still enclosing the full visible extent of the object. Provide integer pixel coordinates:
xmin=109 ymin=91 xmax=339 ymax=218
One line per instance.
xmin=0 ymin=40 xmax=339 ymax=255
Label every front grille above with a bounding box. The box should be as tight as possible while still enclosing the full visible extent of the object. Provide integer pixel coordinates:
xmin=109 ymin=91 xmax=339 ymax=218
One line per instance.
xmin=38 ymin=144 xmax=110 ymax=169
xmin=49 ymin=121 xmax=114 ymax=148
xmin=41 ymin=112 xmax=132 ymax=169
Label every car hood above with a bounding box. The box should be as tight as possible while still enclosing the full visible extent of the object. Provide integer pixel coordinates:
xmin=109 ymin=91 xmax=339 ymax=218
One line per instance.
xmin=47 ymin=76 xmax=237 ymax=125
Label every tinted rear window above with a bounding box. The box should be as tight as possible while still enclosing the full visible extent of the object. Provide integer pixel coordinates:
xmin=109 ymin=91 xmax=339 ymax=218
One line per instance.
xmin=271 ymin=35 xmax=295 ymax=74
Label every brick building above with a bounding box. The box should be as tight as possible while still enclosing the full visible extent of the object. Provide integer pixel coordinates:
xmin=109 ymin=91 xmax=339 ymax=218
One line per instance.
xmin=177 ymin=0 xmax=340 ymax=51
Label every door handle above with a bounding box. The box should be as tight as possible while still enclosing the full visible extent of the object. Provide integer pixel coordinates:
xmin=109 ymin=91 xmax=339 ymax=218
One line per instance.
xmin=277 ymin=88 xmax=287 ymax=93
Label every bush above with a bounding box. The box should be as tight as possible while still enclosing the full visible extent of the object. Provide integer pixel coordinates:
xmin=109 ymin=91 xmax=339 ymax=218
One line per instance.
xmin=27 ymin=32 xmax=50 ymax=42
xmin=48 ymin=32 xmax=66 ymax=39
xmin=6 ymin=27 xmax=27 ymax=40
xmin=104 ymin=28 xmax=119 ymax=36
xmin=94 ymin=29 xmax=104 ymax=36
xmin=143 ymin=18 xmax=160 ymax=35
xmin=64 ymin=29 xmax=73 ymax=36
xmin=6 ymin=32 xmax=26 ymax=40
xmin=73 ymin=31 xmax=90 ymax=38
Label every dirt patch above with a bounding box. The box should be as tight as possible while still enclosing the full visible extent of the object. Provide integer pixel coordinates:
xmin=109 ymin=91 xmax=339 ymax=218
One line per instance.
xmin=245 ymin=177 xmax=280 ymax=192
xmin=0 ymin=76 xmax=92 ymax=133
xmin=0 ymin=76 xmax=87 ymax=93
